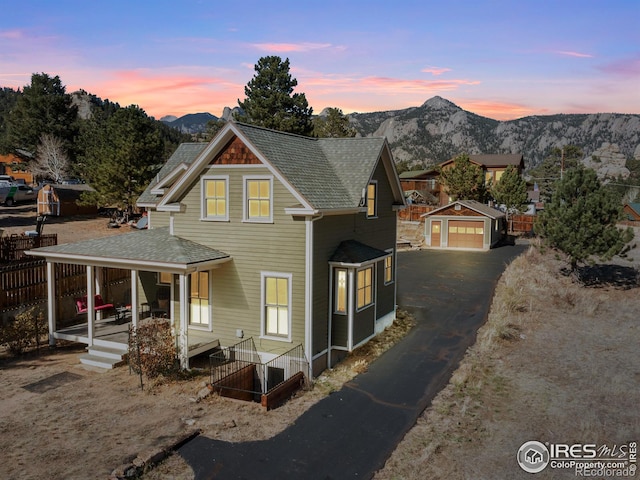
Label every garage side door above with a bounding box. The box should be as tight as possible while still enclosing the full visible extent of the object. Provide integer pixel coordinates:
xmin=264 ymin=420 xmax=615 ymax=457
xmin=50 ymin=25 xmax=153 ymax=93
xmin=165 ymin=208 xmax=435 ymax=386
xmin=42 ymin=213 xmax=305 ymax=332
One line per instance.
xmin=448 ymin=220 xmax=484 ymax=249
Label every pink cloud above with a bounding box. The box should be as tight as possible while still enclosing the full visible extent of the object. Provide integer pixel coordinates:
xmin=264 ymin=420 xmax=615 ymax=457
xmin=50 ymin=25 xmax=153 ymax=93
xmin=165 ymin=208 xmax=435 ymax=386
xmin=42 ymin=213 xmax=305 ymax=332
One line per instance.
xmin=456 ymin=100 xmax=543 ymax=121
xmin=0 ymin=29 xmax=24 ymax=40
xmin=555 ymin=50 xmax=593 ymax=58
xmin=421 ymin=66 xmax=452 ymax=76
xmin=85 ymin=70 xmax=244 ymax=118
xmin=358 ymin=76 xmax=480 ymax=93
xmin=597 ymin=54 xmax=640 ymax=77
xmin=252 ymin=42 xmax=334 ymax=53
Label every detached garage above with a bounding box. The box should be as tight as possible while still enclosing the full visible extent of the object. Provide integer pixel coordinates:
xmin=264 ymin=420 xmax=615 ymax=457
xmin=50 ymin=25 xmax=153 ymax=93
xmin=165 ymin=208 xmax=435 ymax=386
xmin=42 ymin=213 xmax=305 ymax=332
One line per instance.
xmin=422 ymin=200 xmax=505 ymax=251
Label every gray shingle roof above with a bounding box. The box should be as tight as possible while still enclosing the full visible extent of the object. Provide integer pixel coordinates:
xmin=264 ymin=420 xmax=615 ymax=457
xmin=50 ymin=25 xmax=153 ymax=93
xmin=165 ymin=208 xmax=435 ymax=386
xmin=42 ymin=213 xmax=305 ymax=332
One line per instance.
xmin=137 ymin=143 xmax=207 ymax=206
xmin=424 ymin=199 xmax=505 ymax=219
xmin=235 ymin=123 xmax=386 ymax=210
xmin=330 ymin=239 xmax=389 ymax=265
xmin=29 ymin=227 xmax=230 ymax=270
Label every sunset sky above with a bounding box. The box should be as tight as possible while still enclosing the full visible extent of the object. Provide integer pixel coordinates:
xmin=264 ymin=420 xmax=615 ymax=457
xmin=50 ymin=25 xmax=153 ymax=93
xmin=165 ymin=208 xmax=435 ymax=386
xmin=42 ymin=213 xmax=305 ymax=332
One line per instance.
xmin=1 ymin=0 xmax=638 ymax=121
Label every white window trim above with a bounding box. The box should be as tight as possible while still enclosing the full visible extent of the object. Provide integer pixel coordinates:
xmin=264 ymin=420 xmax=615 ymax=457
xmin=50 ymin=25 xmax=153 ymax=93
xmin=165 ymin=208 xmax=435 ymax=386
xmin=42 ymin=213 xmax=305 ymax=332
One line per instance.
xmin=243 ymin=175 xmax=273 ymax=223
xmin=367 ymin=180 xmax=378 ymax=218
xmin=260 ymin=271 xmax=292 ymax=342
xmin=334 ymin=267 xmax=348 ymax=315
xmin=188 ymin=270 xmax=213 ymax=332
xmin=384 ymin=249 xmax=395 ymax=286
xmin=355 ymin=265 xmax=375 ymax=312
xmin=201 ymin=175 xmax=229 ymax=221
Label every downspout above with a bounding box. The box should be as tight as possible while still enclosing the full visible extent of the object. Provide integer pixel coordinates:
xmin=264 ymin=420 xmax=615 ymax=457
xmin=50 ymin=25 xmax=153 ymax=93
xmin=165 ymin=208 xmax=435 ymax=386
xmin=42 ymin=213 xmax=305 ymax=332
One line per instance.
xmin=305 ymin=213 xmax=323 ymax=379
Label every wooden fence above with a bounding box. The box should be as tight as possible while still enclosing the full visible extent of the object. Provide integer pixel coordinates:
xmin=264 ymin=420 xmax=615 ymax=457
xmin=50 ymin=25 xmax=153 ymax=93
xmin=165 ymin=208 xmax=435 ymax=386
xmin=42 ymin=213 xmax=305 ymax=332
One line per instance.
xmin=0 ymin=234 xmax=58 ymax=262
xmin=398 ymin=205 xmax=436 ymax=222
xmin=510 ymin=214 xmax=535 ymax=233
xmin=0 ymin=259 xmax=130 ymax=312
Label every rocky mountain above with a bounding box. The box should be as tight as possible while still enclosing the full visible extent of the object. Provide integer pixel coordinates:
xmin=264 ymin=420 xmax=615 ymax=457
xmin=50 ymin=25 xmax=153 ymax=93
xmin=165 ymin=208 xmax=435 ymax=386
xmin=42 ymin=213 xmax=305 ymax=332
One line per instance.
xmin=161 ymin=97 xmax=640 ymax=170
xmin=161 ymin=112 xmax=218 ymax=134
xmin=349 ymin=96 xmax=640 ymax=169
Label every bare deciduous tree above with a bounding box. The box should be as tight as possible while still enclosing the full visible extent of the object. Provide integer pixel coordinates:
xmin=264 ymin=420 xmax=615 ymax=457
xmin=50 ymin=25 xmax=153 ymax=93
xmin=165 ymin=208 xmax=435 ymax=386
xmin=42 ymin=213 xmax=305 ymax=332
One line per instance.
xmin=33 ymin=133 xmax=69 ymax=183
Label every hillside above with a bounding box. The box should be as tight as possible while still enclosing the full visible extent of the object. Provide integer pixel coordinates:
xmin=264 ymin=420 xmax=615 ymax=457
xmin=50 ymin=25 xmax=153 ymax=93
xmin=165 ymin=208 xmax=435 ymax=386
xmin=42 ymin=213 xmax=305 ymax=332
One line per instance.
xmin=162 ymin=96 xmax=640 ymax=170
xmin=350 ymin=96 xmax=640 ymax=168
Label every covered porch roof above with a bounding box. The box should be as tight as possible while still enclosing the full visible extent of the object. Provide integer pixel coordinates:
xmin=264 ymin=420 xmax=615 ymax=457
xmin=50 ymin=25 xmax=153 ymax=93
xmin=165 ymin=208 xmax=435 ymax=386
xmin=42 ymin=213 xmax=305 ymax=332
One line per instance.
xmin=27 ymin=227 xmax=232 ymax=273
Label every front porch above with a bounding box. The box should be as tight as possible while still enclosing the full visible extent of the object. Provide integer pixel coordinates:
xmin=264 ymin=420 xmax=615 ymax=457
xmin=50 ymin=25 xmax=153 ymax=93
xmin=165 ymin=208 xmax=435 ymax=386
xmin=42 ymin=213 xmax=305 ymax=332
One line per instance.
xmin=27 ymin=227 xmax=233 ymax=370
xmin=55 ymin=314 xmax=222 ymax=369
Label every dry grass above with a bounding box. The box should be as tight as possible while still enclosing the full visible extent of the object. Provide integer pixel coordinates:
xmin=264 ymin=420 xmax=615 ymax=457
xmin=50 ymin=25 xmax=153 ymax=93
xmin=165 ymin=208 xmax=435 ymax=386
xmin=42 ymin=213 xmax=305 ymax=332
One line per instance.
xmin=375 ymin=245 xmax=640 ymax=479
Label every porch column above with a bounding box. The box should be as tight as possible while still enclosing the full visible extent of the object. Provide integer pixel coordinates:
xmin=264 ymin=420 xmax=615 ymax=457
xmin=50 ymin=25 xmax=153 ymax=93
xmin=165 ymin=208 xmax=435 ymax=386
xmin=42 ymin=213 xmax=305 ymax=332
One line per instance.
xmin=86 ymin=266 xmax=95 ymax=346
xmin=46 ymin=261 xmax=56 ymax=347
xmin=130 ymin=269 xmax=139 ymax=328
xmin=178 ymin=273 xmax=188 ymax=369
xmin=95 ymin=266 xmax=103 ymax=321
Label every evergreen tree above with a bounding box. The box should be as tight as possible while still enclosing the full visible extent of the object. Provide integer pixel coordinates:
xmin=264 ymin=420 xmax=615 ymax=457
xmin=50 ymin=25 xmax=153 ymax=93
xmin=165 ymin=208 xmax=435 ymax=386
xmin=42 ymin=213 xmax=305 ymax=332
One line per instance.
xmin=313 ymin=108 xmax=356 ymax=138
xmin=79 ymin=105 xmax=163 ymax=209
xmin=491 ymin=165 xmax=529 ymax=230
xmin=4 ymin=73 xmax=78 ymax=157
xmin=535 ymin=165 xmax=633 ymax=271
xmin=438 ymin=154 xmax=486 ymax=202
xmin=236 ymin=56 xmax=313 ymax=136
xmin=529 ymin=145 xmax=582 ymax=203
xmin=0 ymin=87 xmax=20 ymax=153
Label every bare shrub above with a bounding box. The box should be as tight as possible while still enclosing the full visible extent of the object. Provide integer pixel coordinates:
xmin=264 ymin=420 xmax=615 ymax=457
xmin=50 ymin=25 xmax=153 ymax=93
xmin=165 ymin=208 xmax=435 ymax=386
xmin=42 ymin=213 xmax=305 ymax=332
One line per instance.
xmin=0 ymin=307 xmax=47 ymax=355
xmin=128 ymin=319 xmax=178 ymax=379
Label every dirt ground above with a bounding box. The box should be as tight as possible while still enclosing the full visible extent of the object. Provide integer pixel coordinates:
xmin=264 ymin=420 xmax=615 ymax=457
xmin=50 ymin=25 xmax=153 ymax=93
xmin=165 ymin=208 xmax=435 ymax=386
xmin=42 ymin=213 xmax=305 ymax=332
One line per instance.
xmin=2 ymin=207 xmax=639 ymax=479
xmin=376 ymin=239 xmax=640 ymax=479
xmin=0 ymin=204 xmax=127 ymax=244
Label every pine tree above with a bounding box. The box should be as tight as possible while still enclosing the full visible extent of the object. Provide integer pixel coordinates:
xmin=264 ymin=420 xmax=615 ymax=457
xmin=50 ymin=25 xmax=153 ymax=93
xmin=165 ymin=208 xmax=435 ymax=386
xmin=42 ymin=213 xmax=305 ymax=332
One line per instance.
xmin=313 ymin=108 xmax=356 ymax=138
xmin=5 ymin=73 xmax=78 ymax=157
xmin=491 ymin=165 xmax=528 ymax=230
xmin=438 ymin=154 xmax=486 ymax=202
xmin=79 ymin=105 xmax=163 ymax=209
xmin=236 ymin=56 xmax=313 ymax=136
xmin=535 ymin=165 xmax=634 ymax=271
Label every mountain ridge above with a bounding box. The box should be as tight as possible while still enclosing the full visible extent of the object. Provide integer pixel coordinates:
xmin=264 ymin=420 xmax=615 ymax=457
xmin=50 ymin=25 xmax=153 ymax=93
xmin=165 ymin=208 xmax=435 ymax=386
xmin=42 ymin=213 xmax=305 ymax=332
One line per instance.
xmin=164 ymin=96 xmax=640 ymax=168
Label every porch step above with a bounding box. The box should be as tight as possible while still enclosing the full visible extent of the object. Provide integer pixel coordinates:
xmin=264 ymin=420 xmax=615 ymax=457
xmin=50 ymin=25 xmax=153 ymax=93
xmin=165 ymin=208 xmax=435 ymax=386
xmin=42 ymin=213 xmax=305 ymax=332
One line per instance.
xmin=79 ymin=345 xmax=128 ymax=370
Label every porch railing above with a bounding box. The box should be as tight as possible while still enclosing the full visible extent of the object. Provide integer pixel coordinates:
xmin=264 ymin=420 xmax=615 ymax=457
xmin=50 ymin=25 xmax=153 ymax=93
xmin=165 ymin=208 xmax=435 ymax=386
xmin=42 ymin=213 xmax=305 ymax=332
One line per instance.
xmin=209 ymin=338 xmax=308 ymax=401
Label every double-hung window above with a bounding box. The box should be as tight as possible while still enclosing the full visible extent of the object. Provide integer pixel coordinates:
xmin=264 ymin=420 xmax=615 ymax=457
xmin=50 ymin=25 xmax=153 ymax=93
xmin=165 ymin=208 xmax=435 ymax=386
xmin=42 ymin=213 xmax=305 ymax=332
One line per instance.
xmin=202 ymin=176 xmax=228 ymax=221
xmin=384 ymin=254 xmax=393 ymax=285
xmin=366 ymin=181 xmax=377 ymax=218
xmin=245 ymin=176 xmax=272 ymax=222
xmin=262 ymin=273 xmax=291 ymax=340
xmin=190 ymin=271 xmax=210 ymax=328
xmin=356 ymin=266 xmax=373 ymax=310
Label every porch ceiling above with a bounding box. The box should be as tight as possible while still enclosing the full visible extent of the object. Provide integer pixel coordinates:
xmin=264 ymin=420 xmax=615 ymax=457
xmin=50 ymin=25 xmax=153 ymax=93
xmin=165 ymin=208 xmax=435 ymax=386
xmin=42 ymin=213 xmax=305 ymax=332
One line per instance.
xmin=26 ymin=227 xmax=231 ymax=273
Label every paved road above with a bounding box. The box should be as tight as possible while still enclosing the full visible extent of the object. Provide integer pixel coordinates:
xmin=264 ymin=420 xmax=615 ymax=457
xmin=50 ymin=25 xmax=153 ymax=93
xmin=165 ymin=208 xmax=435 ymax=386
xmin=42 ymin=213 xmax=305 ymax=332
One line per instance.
xmin=179 ymin=245 xmax=526 ymax=479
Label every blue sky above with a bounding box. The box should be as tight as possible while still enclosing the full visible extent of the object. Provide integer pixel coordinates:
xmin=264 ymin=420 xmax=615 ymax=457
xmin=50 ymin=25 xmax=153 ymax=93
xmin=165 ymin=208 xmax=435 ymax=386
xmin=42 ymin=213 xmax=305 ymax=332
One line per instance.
xmin=1 ymin=0 xmax=638 ymax=120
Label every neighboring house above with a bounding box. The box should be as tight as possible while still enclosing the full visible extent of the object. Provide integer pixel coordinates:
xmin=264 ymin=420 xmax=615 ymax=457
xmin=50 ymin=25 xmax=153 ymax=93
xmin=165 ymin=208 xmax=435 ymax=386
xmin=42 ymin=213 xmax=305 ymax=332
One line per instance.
xmin=29 ymin=122 xmax=405 ymax=376
xmin=401 ymin=155 xmax=525 ymax=207
xmin=623 ymin=203 xmax=640 ymax=222
xmin=0 ymin=153 xmax=34 ymax=185
xmin=422 ymin=199 xmax=505 ymax=250
xmin=37 ymin=184 xmax=98 ymax=216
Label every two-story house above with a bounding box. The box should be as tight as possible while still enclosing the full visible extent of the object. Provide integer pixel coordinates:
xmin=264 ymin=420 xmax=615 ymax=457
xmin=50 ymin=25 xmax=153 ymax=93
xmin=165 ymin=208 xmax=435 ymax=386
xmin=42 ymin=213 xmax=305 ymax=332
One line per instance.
xmin=29 ymin=122 xmax=405 ymax=377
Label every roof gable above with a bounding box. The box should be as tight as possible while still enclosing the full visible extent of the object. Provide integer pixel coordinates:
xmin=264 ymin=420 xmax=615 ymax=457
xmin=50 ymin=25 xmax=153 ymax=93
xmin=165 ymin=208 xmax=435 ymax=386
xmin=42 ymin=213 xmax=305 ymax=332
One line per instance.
xmin=137 ymin=143 xmax=207 ymax=207
xmin=438 ymin=154 xmax=524 ymax=169
xmin=156 ymin=122 xmax=404 ymax=213
xmin=423 ymin=199 xmax=505 ymax=219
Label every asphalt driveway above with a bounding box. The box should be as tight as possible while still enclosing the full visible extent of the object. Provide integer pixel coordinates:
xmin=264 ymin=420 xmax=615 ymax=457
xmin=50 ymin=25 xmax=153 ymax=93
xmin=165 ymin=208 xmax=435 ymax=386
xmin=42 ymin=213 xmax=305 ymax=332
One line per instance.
xmin=179 ymin=245 xmax=526 ymax=479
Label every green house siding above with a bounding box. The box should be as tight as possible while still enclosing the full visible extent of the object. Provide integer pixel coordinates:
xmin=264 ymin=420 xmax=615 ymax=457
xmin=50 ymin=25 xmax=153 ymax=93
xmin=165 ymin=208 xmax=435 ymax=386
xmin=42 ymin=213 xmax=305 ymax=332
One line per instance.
xmin=353 ymin=306 xmax=375 ymax=345
xmin=170 ymin=166 xmax=307 ymax=355
xmin=376 ymin=261 xmax=395 ymax=318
